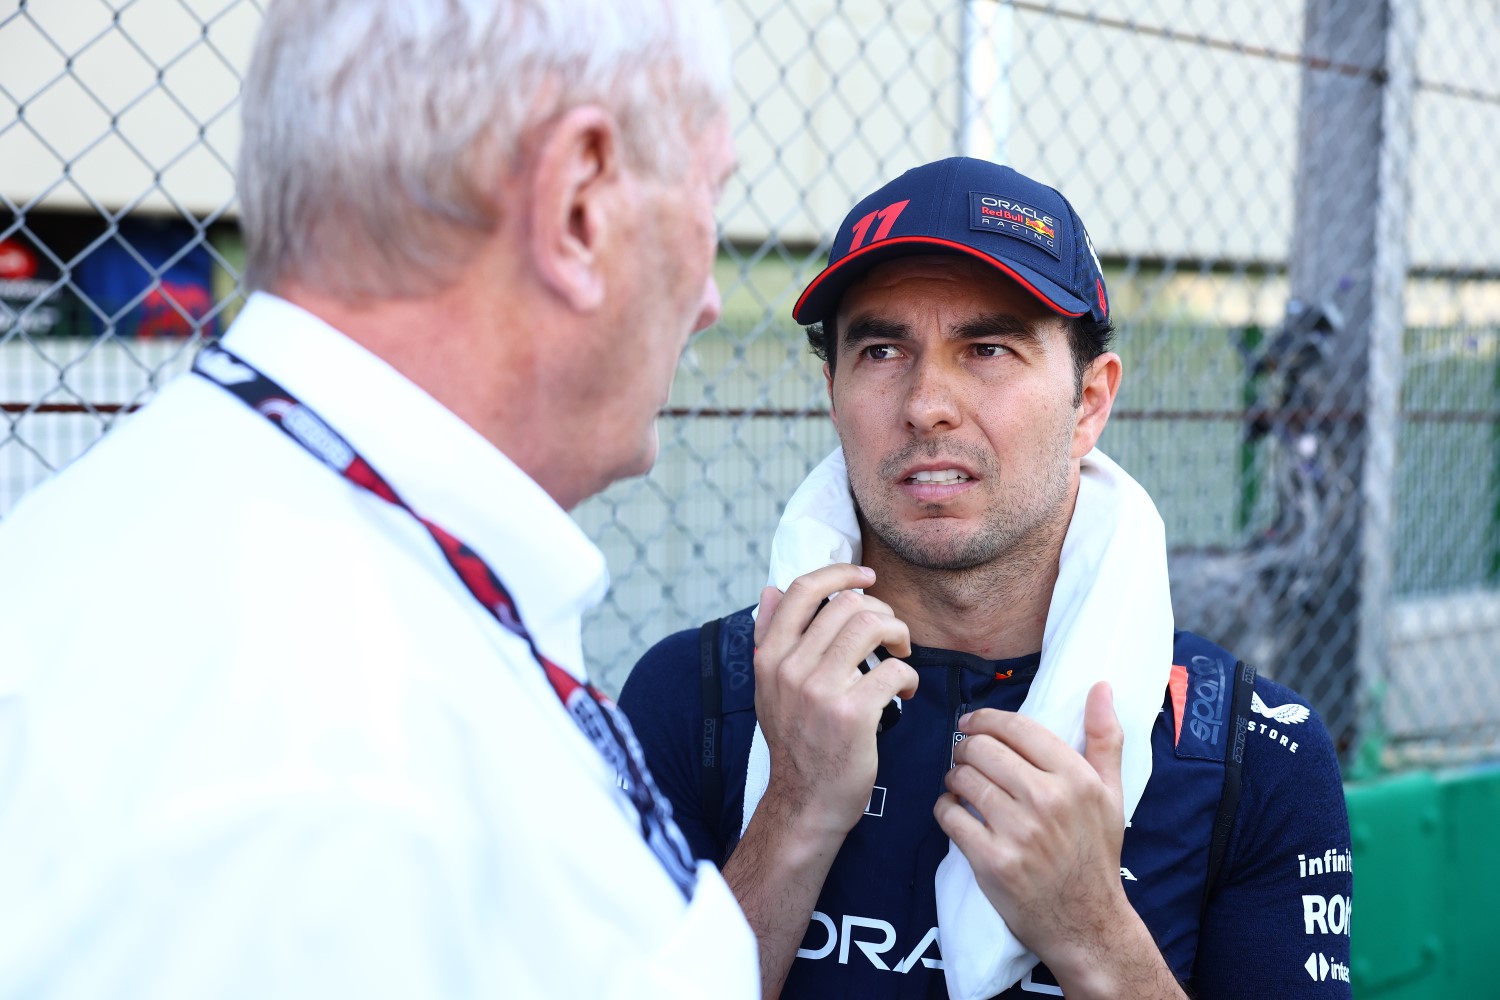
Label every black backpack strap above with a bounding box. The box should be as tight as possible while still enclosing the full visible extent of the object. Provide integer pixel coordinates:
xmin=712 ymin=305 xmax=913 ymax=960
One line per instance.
xmin=697 ymin=617 xmax=725 ymax=844
xmin=1204 ymin=659 xmax=1256 ymax=913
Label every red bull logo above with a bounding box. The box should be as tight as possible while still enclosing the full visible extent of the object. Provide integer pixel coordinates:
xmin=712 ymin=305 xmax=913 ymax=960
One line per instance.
xmin=1023 ymin=217 xmax=1055 ymax=239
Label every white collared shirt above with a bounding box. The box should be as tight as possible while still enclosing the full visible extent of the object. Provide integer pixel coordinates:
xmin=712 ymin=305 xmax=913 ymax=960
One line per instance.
xmin=0 ymin=293 xmax=757 ymax=999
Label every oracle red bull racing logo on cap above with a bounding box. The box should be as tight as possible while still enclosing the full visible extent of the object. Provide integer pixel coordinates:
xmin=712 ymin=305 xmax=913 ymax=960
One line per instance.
xmin=969 ymin=192 xmax=1061 ymax=259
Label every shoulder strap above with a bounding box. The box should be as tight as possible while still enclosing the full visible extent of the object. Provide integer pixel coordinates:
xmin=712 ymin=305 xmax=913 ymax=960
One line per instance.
xmin=1203 ymin=659 xmax=1256 ymax=913
xmin=697 ymin=617 xmax=724 ymax=844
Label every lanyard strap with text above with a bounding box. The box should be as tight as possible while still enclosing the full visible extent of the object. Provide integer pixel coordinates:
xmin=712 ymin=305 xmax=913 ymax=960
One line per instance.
xmin=193 ymin=344 xmax=697 ymax=899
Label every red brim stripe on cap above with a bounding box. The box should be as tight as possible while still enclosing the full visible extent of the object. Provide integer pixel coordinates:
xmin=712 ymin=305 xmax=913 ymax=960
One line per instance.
xmin=792 ymin=235 xmax=1087 ymax=323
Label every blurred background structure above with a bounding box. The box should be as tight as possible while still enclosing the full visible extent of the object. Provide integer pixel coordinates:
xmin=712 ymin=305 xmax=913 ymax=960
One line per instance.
xmin=2 ymin=2 xmax=1497 ymax=991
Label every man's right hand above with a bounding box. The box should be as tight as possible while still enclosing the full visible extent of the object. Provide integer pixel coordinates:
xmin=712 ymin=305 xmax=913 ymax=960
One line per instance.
xmin=751 ymin=563 xmax=919 ymax=839
xmin=727 ymin=563 xmax=917 ymax=999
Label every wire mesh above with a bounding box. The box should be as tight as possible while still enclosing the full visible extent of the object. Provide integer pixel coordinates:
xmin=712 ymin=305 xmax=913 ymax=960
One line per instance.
xmin=2 ymin=0 xmax=1496 ymax=771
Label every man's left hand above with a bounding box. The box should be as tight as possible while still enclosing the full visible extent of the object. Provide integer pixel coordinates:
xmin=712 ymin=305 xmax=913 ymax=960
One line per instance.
xmin=933 ymin=682 xmax=1183 ymax=998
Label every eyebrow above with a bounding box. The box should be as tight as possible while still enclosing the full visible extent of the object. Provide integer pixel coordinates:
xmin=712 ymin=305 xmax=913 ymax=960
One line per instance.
xmin=840 ymin=316 xmax=911 ymax=353
xmin=839 ymin=312 xmax=1046 ymax=354
xmin=952 ymin=313 xmax=1045 ymax=348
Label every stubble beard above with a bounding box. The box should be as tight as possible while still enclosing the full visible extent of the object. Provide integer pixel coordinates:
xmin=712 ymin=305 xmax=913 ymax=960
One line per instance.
xmin=853 ymin=441 xmax=1074 ymax=574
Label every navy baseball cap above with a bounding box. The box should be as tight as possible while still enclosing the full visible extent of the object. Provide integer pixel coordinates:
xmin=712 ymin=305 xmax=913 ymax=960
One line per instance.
xmin=792 ymin=157 xmax=1109 ymax=326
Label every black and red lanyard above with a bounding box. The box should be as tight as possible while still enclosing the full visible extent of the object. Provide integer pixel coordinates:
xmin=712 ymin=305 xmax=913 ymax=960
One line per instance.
xmin=193 ymin=343 xmax=698 ymax=899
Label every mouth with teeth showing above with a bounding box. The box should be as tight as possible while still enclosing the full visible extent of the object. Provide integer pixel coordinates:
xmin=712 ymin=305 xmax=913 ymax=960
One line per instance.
xmin=906 ymin=469 xmax=971 ymax=485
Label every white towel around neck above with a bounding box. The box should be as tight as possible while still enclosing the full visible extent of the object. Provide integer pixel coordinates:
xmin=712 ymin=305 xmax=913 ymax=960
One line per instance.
xmin=742 ymin=447 xmax=1173 ymax=999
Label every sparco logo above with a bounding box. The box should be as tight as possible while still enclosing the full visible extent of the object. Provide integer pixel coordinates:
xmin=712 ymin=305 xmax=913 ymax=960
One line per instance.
xmin=1187 ymin=655 xmax=1226 ymax=743
xmin=700 ymin=717 xmax=717 ymax=769
xmin=722 ymin=613 xmax=755 ymax=692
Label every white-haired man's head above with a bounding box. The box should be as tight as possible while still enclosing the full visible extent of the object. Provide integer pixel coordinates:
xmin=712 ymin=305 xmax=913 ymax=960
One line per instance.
xmin=237 ymin=0 xmax=731 ymax=300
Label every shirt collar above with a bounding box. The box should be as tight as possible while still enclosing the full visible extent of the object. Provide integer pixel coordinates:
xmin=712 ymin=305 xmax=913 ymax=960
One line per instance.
xmin=219 ymin=291 xmax=608 ymax=676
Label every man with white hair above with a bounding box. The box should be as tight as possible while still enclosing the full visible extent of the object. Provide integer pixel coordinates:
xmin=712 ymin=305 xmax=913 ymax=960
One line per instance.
xmin=0 ymin=2 xmax=754 ymax=996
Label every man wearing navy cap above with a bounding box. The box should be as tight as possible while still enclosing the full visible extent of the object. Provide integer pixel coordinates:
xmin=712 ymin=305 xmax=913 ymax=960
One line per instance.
xmin=621 ymin=158 xmax=1352 ymax=999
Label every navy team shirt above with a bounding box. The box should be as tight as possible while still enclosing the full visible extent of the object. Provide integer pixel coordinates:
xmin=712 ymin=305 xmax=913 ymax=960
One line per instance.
xmin=620 ymin=609 xmax=1354 ymax=998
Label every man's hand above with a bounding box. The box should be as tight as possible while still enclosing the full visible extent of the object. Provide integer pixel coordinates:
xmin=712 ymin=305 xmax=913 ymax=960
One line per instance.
xmin=933 ymin=682 xmax=1185 ymax=999
xmin=752 ymin=563 xmax=919 ymax=838
xmin=725 ymin=563 xmax=918 ymax=999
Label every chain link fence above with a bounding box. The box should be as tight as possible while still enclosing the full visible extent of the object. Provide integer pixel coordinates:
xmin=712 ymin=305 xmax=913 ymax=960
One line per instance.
xmin=3 ymin=0 xmax=1496 ymax=773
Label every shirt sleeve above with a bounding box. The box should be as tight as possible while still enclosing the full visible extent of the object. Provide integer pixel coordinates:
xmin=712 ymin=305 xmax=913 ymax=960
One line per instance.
xmin=1189 ymin=677 xmax=1353 ymax=998
xmin=617 ymin=627 xmax=726 ymax=864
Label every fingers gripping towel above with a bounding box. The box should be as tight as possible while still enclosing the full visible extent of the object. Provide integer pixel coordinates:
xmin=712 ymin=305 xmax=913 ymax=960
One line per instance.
xmin=741 ymin=447 xmax=1173 ymax=999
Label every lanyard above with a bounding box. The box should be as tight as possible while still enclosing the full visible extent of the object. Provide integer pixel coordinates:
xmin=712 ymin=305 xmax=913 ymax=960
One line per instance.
xmin=193 ymin=343 xmax=698 ymax=900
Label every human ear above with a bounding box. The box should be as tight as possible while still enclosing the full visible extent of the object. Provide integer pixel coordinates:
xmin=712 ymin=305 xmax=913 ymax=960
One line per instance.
xmin=1071 ymin=351 xmax=1122 ymax=459
xmin=526 ymin=105 xmax=622 ymax=312
xmin=824 ymin=361 xmax=838 ymax=428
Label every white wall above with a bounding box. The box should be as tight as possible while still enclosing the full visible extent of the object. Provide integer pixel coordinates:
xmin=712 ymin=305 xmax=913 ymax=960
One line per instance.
xmin=1 ymin=0 xmax=256 ymax=217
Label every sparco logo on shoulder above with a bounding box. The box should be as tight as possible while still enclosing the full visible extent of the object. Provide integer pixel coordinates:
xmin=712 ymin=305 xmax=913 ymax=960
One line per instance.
xmin=1187 ymin=655 xmax=1226 ymax=743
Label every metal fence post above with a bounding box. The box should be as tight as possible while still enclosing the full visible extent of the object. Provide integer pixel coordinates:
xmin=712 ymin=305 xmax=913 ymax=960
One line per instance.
xmin=958 ymin=0 xmax=1013 ymax=164
xmin=1493 ymin=346 xmax=1500 ymax=586
xmin=1286 ymin=0 xmax=1416 ymax=758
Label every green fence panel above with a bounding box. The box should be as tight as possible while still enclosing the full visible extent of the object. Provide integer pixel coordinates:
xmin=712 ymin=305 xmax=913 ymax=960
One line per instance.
xmin=1347 ymin=765 xmax=1500 ymax=997
xmin=1439 ymin=768 xmax=1500 ymax=997
xmin=1347 ymin=773 xmax=1443 ymax=996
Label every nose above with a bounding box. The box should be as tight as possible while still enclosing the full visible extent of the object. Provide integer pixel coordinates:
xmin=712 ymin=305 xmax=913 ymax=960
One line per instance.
xmin=904 ymin=355 xmax=961 ymax=434
xmin=691 ymin=273 xmax=723 ymax=334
